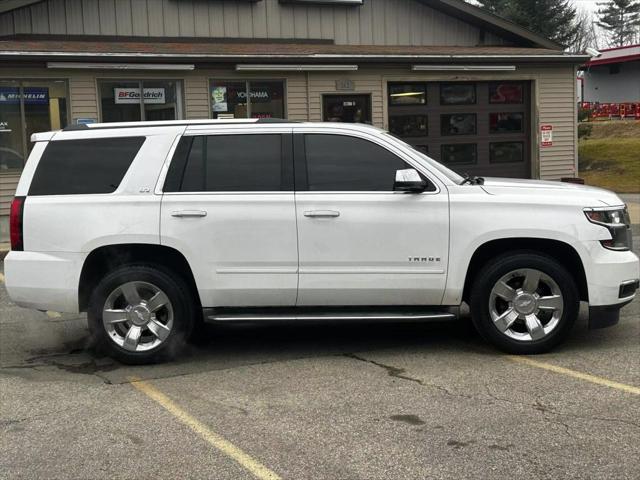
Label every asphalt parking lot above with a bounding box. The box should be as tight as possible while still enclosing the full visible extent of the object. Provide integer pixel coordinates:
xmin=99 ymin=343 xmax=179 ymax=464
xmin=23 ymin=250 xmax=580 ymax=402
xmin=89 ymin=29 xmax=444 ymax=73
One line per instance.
xmin=1 ymin=198 xmax=639 ymax=479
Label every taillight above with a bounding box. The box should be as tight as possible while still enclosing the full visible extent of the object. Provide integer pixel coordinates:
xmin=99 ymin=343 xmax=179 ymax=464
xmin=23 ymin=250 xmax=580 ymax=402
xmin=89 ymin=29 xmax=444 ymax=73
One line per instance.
xmin=9 ymin=196 xmax=25 ymax=251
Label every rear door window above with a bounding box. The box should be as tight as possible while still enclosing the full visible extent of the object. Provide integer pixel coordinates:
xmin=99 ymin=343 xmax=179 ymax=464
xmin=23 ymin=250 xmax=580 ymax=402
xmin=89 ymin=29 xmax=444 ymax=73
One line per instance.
xmin=165 ymin=134 xmax=289 ymax=192
xmin=29 ymin=137 xmax=145 ymax=195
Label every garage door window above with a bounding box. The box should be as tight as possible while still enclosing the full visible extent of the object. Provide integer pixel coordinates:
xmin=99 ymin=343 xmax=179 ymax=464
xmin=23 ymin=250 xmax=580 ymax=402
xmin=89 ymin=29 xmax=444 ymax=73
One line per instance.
xmin=441 ymin=114 xmax=476 ymax=136
xmin=389 ymin=115 xmax=428 ymax=137
xmin=489 ymin=83 xmax=524 ymax=104
xmin=490 ymin=112 xmax=524 ymax=133
xmin=389 ymin=83 xmax=426 ymax=105
xmin=388 ymin=81 xmax=530 ymax=178
xmin=441 ymin=144 xmax=477 ymax=165
xmin=490 ymin=142 xmax=524 ymax=164
xmin=440 ymin=84 xmax=476 ymax=105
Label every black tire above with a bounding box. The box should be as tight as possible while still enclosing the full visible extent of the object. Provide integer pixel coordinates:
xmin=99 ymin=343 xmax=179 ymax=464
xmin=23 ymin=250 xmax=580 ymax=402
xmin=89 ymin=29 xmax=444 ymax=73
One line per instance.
xmin=88 ymin=264 xmax=196 ymax=364
xmin=470 ymin=251 xmax=579 ymax=354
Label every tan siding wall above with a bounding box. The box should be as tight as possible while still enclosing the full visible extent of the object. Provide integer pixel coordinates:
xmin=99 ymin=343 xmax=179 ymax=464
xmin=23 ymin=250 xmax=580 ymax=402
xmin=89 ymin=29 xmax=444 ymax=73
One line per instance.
xmin=285 ymin=73 xmax=308 ymax=121
xmin=536 ymin=65 xmax=578 ymax=180
xmin=0 ymin=64 xmax=578 ymax=221
xmin=69 ymin=76 xmax=98 ymax=120
xmin=0 ymin=173 xmax=20 ymax=216
xmin=0 ymin=0 xmax=511 ymax=46
xmin=184 ymin=76 xmax=209 ymax=119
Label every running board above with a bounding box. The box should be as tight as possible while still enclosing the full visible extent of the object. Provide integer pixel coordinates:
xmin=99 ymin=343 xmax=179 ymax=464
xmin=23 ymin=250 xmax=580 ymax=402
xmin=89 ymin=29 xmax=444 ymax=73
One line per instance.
xmin=205 ymin=308 xmax=457 ymax=323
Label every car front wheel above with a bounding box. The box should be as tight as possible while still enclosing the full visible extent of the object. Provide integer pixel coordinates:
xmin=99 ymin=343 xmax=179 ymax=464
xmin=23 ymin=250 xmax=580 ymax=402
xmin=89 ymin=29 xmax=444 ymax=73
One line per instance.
xmin=470 ymin=251 xmax=579 ymax=354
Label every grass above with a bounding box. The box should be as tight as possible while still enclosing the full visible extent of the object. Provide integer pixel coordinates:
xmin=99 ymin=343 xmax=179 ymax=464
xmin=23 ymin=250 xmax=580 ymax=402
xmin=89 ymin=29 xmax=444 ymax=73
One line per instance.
xmin=578 ymin=122 xmax=640 ymax=193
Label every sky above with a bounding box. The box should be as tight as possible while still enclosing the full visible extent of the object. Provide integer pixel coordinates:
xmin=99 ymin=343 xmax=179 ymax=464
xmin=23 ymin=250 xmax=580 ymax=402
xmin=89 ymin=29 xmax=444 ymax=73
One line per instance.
xmin=572 ymin=0 xmax=600 ymax=14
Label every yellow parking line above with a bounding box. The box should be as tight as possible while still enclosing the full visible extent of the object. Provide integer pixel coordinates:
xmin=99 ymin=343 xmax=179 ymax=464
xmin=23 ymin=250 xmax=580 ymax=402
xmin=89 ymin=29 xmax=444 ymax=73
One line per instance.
xmin=129 ymin=377 xmax=281 ymax=480
xmin=508 ymin=356 xmax=640 ymax=395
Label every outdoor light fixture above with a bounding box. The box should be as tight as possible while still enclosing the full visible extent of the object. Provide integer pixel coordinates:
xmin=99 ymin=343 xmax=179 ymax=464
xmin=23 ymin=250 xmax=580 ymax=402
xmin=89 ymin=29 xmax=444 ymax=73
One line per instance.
xmin=46 ymin=62 xmax=195 ymax=70
xmin=411 ymin=65 xmax=516 ymax=71
xmin=236 ymin=64 xmax=358 ymax=71
xmin=390 ymin=92 xmax=424 ymax=97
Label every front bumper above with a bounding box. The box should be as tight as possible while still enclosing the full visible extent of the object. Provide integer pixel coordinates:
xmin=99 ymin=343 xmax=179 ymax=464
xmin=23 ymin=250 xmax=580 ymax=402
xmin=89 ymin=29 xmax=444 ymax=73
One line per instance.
xmin=585 ymin=244 xmax=639 ymax=306
xmin=589 ymin=298 xmax=635 ymax=329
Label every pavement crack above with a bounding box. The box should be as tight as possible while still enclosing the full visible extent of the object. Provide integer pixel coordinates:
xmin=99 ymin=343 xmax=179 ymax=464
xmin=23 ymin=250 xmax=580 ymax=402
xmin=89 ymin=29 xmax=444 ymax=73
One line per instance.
xmin=483 ymin=386 xmax=640 ymax=431
xmin=1 ymin=408 xmax=70 ymax=428
xmin=344 ymin=353 xmax=424 ymax=385
xmin=343 ymin=353 xmax=472 ymax=399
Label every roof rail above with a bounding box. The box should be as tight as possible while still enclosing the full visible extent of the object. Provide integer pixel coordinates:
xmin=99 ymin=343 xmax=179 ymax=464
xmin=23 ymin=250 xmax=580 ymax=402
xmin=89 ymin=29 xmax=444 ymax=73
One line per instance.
xmin=62 ymin=118 xmax=298 ymax=131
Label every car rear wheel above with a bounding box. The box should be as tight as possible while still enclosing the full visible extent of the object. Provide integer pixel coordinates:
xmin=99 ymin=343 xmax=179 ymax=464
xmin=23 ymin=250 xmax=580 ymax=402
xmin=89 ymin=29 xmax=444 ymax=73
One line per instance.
xmin=88 ymin=265 xmax=195 ymax=364
xmin=470 ymin=252 xmax=579 ymax=354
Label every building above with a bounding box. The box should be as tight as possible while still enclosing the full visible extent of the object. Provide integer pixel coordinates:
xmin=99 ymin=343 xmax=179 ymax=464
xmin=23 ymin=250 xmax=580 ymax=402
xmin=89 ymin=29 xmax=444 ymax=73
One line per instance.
xmin=0 ymin=0 xmax=587 ymax=240
xmin=581 ymin=44 xmax=640 ymax=104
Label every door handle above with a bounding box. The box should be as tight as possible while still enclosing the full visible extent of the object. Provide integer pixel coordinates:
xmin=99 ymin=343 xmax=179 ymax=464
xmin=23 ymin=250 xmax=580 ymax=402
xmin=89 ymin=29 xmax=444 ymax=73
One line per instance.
xmin=171 ymin=210 xmax=207 ymax=218
xmin=304 ymin=210 xmax=340 ymax=218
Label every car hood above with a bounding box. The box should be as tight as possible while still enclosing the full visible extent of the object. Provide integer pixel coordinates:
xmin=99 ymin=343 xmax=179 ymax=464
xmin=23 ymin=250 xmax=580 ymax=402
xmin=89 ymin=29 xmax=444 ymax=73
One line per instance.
xmin=480 ymin=177 xmax=624 ymax=207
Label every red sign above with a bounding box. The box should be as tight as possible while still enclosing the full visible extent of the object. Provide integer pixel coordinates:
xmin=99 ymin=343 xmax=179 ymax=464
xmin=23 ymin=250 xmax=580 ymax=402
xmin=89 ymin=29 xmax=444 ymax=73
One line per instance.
xmin=541 ymin=124 xmax=553 ymax=147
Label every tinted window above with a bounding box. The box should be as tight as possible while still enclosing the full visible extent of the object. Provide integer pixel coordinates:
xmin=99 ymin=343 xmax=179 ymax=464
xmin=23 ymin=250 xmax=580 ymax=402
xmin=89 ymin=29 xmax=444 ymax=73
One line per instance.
xmin=176 ymin=134 xmax=283 ymax=192
xmin=304 ymin=134 xmax=410 ymax=191
xmin=29 ymin=137 xmax=145 ymax=195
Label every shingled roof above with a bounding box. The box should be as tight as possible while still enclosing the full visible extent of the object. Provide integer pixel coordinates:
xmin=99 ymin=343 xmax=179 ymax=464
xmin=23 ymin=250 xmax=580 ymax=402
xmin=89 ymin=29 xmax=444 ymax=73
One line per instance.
xmin=0 ymin=38 xmax=587 ymax=63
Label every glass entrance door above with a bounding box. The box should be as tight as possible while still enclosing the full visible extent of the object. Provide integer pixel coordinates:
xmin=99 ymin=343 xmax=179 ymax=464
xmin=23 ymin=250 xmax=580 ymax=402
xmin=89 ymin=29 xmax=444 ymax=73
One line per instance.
xmin=0 ymin=80 xmax=68 ymax=171
xmin=322 ymin=94 xmax=371 ymax=123
xmin=99 ymin=80 xmax=183 ymax=123
xmin=0 ymin=80 xmax=24 ymax=171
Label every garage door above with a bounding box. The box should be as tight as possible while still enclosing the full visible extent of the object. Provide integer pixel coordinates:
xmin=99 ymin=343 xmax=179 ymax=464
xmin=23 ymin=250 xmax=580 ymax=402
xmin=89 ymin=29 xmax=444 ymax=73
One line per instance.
xmin=387 ymin=81 xmax=531 ymax=178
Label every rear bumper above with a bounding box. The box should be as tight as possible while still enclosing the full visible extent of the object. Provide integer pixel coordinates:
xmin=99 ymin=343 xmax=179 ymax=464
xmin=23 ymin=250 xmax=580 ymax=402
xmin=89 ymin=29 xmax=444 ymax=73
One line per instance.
xmin=4 ymin=251 xmax=84 ymax=313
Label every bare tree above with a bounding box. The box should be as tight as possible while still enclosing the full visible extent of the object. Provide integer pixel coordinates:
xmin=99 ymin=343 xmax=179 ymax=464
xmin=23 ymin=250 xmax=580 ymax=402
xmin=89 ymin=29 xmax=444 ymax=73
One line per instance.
xmin=570 ymin=8 xmax=600 ymax=52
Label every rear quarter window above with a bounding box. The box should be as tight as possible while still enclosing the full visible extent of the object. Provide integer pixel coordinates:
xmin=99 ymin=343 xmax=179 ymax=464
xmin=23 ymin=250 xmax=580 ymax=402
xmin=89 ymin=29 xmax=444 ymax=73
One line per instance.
xmin=28 ymin=137 xmax=145 ymax=195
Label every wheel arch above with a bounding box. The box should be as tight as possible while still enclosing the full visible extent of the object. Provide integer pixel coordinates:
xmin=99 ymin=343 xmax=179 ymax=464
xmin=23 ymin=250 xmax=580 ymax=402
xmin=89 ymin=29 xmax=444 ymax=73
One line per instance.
xmin=78 ymin=243 xmax=201 ymax=312
xmin=461 ymin=238 xmax=588 ymax=304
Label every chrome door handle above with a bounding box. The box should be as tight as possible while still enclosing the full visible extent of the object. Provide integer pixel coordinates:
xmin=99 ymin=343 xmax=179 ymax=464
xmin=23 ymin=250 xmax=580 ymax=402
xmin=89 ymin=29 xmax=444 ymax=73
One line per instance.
xmin=304 ymin=210 xmax=340 ymax=218
xmin=171 ymin=210 xmax=207 ymax=218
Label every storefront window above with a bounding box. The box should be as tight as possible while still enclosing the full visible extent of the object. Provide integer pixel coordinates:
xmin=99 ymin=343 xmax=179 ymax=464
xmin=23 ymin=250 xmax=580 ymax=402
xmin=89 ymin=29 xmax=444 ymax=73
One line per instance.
xmin=99 ymin=80 xmax=183 ymax=123
xmin=0 ymin=79 xmax=68 ymax=171
xmin=210 ymin=80 xmax=285 ymax=119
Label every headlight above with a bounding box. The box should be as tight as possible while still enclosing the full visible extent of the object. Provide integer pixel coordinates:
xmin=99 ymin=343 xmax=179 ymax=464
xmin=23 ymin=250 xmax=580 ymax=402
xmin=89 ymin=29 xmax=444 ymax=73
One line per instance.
xmin=584 ymin=206 xmax=632 ymax=251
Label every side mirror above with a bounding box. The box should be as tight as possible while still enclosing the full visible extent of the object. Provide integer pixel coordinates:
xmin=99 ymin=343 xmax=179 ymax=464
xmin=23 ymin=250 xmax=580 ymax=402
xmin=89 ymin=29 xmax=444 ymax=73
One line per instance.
xmin=394 ymin=168 xmax=427 ymax=193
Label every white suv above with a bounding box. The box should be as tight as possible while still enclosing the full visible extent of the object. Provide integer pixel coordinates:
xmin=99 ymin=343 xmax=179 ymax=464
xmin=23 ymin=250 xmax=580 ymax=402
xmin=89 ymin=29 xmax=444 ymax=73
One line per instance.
xmin=5 ymin=119 xmax=639 ymax=363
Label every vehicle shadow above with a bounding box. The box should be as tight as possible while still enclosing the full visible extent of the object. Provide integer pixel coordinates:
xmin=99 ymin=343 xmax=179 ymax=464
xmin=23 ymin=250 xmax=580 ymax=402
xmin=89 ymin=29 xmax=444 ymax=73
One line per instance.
xmin=6 ymin=302 xmax=632 ymax=385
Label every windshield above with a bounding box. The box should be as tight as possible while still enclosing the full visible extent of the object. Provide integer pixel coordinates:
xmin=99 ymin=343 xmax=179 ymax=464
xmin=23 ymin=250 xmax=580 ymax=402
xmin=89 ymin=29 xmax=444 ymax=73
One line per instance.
xmin=383 ymin=133 xmax=465 ymax=184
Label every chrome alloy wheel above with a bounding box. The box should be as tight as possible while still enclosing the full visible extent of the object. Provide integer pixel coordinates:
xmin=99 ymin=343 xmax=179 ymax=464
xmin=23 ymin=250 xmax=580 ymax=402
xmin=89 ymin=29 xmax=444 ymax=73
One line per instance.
xmin=102 ymin=281 xmax=174 ymax=352
xmin=489 ymin=268 xmax=564 ymax=342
